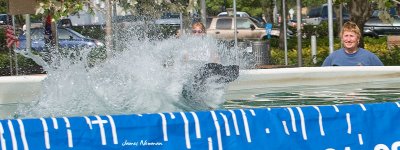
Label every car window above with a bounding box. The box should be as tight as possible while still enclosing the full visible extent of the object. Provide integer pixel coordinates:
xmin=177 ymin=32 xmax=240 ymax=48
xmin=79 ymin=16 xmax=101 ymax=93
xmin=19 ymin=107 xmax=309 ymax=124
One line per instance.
xmin=216 ymin=18 xmax=232 ymax=29
xmin=237 ymin=18 xmax=252 ymax=29
xmin=218 ymin=12 xmax=250 ymax=17
xmin=249 ymin=17 xmax=264 ymax=28
xmin=28 ymin=28 xmax=85 ymax=40
xmin=371 ymin=10 xmax=379 ymax=17
xmin=389 ymin=7 xmax=398 ymax=16
xmin=308 ymin=8 xmax=321 ymax=18
xmin=31 ymin=29 xmax=45 ymax=40
xmin=65 ymin=28 xmax=86 ymax=39
xmin=218 ymin=14 xmax=244 ymax=17
xmin=58 ymin=28 xmax=77 ymax=40
xmin=371 ymin=8 xmax=399 ymax=18
xmin=0 ymin=15 xmax=7 ymax=24
xmin=321 ymin=6 xmax=329 ymax=18
xmin=161 ymin=13 xmax=180 ymax=19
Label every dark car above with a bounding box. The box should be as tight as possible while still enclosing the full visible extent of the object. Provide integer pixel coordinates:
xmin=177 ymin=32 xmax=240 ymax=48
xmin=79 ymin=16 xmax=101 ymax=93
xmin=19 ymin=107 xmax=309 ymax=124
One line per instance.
xmin=0 ymin=14 xmax=7 ymax=25
xmin=363 ymin=9 xmax=400 ymax=37
xmin=18 ymin=27 xmax=104 ymax=52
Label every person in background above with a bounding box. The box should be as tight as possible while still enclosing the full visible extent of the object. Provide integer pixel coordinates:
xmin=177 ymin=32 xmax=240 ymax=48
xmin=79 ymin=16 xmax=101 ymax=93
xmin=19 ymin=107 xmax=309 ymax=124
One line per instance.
xmin=191 ymin=21 xmax=206 ymax=36
xmin=322 ymin=21 xmax=383 ymax=66
xmin=183 ymin=22 xmax=219 ymax=63
xmin=175 ymin=21 xmax=205 ymax=38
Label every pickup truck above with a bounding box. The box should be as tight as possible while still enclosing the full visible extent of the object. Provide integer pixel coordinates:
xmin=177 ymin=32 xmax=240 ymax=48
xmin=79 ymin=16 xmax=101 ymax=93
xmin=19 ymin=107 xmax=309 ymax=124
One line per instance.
xmin=206 ymin=16 xmax=291 ymax=40
xmin=363 ymin=9 xmax=400 ymax=37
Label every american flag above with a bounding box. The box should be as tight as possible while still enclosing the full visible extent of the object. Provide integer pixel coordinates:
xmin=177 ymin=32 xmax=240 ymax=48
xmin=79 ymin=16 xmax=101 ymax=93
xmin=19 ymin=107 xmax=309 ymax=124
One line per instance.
xmin=5 ymin=15 xmax=19 ymax=48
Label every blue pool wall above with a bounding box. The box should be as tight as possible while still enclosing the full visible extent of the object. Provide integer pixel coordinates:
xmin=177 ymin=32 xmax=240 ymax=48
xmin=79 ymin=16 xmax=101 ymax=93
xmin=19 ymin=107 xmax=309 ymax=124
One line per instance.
xmin=1 ymin=102 xmax=400 ymax=149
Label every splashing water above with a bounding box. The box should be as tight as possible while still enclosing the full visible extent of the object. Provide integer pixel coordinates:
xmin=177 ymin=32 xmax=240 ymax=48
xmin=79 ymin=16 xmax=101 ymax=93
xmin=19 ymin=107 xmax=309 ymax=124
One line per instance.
xmin=16 ymin=22 xmax=251 ymax=118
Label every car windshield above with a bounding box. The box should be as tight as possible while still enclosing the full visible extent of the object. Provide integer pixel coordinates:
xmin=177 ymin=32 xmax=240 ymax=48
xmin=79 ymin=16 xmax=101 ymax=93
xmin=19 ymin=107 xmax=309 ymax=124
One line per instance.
xmin=372 ymin=8 xmax=398 ymax=17
xmin=237 ymin=18 xmax=253 ymax=29
xmin=30 ymin=29 xmax=45 ymax=40
xmin=161 ymin=13 xmax=180 ymax=19
xmin=0 ymin=15 xmax=7 ymax=24
xmin=218 ymin=12 xmax=250 ymax=17
xmin=218 ymin=14 xmax=245 ymax=17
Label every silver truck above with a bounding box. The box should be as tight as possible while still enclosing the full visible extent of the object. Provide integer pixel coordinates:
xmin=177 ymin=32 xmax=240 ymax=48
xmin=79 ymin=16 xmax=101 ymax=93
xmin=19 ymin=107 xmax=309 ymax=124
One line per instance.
xmin=206 ymin=16 xmax=292 ymax=40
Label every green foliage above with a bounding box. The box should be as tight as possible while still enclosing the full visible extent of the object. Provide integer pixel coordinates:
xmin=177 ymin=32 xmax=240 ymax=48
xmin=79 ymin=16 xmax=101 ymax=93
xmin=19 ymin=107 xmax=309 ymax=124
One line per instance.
xmin=0 ymin=51 xmax=43 ymax=76
xmin=236 ymin=0 xmax=263 ymax=16
xmin=35 ymin=0 xmax=86 ymax=20
xmin=0 ymin=51 xmax=9 ymax=68
xmin=364 ymin=37 xmax=400 ymax=66
xmin=0 ymin=28 xmax=6 ymax=51
xmin=0 ymin=0 xmax=6 ymax=13
xmin=289 ymin=21 xmax=339 ymax=39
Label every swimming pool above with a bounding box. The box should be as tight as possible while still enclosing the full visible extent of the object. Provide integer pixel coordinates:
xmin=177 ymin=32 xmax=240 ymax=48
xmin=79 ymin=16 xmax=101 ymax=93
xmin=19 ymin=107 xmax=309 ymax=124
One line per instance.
xmin=0 ymin=66 xmax=400 ymax=149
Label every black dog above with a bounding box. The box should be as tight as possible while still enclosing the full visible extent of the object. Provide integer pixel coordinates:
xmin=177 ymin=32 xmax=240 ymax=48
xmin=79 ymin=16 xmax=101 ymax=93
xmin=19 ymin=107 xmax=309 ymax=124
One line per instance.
xmin=179 ymin=63 xmax=239 ymax=110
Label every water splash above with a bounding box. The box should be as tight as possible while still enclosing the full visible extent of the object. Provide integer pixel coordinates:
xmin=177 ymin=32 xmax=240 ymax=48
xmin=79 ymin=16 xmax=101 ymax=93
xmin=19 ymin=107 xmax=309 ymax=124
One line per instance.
xmin=16 ymin=23 xmax=251 ymax=118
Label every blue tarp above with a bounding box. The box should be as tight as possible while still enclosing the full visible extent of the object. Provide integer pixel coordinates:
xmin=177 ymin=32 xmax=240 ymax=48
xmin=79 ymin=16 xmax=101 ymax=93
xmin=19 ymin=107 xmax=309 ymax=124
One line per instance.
xmin=1 ymin=102 xmax=400 ymax=149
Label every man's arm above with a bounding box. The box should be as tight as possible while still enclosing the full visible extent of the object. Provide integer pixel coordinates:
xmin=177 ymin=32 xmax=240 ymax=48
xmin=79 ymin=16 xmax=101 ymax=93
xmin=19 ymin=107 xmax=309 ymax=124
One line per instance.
xmin=322 ymin=55 xmax=333 ymax=66
xmin=371 ymin=54 xmax=384 ymax=66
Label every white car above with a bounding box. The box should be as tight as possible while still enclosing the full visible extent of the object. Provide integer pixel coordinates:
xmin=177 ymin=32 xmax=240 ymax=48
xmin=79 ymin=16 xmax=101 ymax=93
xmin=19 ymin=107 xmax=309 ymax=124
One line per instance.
xmin=217 ymin=12 xmax=250 ymax=17
xmin=206 ymin=17 xmax=293 ymax=40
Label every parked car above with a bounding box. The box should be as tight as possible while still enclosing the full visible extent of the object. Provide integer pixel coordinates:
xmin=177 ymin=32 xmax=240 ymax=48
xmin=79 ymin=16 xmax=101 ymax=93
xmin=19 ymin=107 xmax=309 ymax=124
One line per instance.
xmin=206 ymin=16 xmax=293 ymax=40
xmin=0 ymin=14 xmax=7 ymax=25
xmin=363 ymin=9 xmax=400 ymax=37
xmin=217 ymin=11 xmax=250 ymax=17
xmin=17 ymin=27 xmax=104 ymax=52
xmin=303 ymin=4 xmax=350 ymax=25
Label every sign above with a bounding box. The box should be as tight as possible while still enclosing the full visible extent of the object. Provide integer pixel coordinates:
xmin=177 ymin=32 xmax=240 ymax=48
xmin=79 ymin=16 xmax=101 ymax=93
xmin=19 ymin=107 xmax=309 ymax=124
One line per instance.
xmin=8 ymin=0 xmax=38 ymax=15
xmin=0 ymin=102 xmax=399 ymax=149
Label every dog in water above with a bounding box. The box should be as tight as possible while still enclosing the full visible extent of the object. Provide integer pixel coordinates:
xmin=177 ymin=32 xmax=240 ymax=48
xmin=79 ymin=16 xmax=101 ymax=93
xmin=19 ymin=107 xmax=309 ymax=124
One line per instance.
xmin=176 ymin=63 xmax=239 ymax=111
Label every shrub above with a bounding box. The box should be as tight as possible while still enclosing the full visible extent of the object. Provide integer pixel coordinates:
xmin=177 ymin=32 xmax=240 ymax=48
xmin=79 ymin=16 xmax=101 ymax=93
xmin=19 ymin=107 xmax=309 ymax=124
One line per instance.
xmin=0 ymin=28 xmax=6 ymax=51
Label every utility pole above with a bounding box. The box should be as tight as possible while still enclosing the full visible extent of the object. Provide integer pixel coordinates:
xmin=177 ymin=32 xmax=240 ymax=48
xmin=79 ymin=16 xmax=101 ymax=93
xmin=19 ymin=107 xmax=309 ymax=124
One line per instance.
xmin=200 ymin=0 xmax=206 ymax=26
xmin=105 ymin=0 xmax=113 ymax=56
xmin=328 ymin=0 xmax=334 ymax=54
xmin=273 ymin=0 xmax=278 ymax=23
xmin=12 ymin=15 xmax=18 ymax=75
xmin=233 ymin=0 xmax=237 ymax=50
xmin=282 ymin=0 xmax=288 ymax=66
xmin=223 ymin=0 xmax=227 ymax=12
xmin=296 ymin=0 xmax=302 ymax=67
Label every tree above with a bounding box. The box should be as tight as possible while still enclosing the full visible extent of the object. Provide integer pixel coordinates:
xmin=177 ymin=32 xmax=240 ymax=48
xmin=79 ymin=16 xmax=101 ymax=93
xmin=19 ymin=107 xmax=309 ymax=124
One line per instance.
xmin=0 ymin=0 xmax=6 ymax=13
xmin=346 ymin=0 xmax=373 ymax=48
xmin=261 ymin=0 xmax=274 ymax=23
xmin=332 ymin=0 xmax=398 ymax=48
